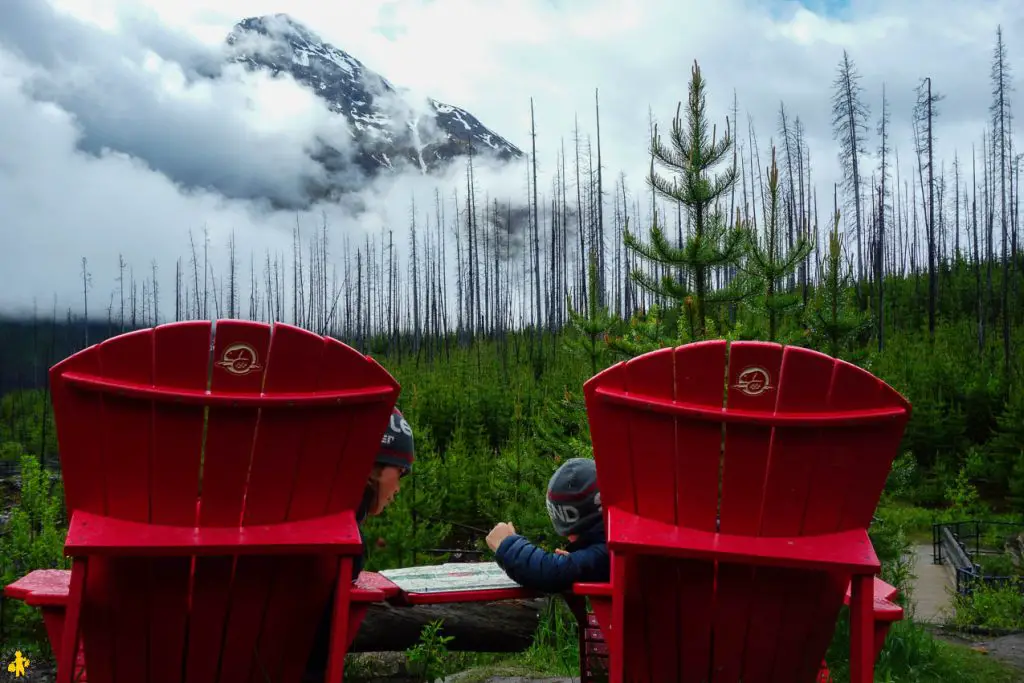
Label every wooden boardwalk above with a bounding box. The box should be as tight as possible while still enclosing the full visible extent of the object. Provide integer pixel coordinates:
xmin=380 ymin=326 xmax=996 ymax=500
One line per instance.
xmin=908 ymin=543 xmax=955 ymax=623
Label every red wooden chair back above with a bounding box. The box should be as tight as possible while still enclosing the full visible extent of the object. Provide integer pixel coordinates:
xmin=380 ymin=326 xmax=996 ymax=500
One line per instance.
xmin=583 ymin=340 xmax=911 ymax=682
xmin=50 ymin=320 xmax=399 ymax=683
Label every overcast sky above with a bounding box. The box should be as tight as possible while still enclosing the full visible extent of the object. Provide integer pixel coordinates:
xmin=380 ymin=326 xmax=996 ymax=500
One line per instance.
xmin=0 ymin=0 xmax=1021 ymax=321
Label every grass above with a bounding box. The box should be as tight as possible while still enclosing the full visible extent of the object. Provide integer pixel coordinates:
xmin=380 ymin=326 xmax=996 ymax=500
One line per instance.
xmin=876 ymin=500 xmax=948 ymax=544
xmin=883 ymin=635 xmax=1024 ymax=683
xmin=442 ymin=599 xmax=583 ymax=678
xmin=826 ymin=614 xmax=1024 ymax=682
xmin=875 ymin=498 xmax=1024 ymax=547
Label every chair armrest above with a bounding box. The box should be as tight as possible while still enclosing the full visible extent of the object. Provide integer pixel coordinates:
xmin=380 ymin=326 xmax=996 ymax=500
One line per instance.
xmin=607 ymin=508 xmax=880 ymax=573
xmin=4 ymin=569 xmax=72 ymax=607
xmin=572 ymin=582 xmax=613 ymax=597
xmin=845 ymin=576 xmax=904 ymax=622
xmin=571 ymin=576 xmax=903 ymax=623
xmin=7 ymin=569 xmax=394 ymax=608
xmin=350 ymin=585 xmax=386 ymax=602
xmin=354 ymin=571 xmax=401 ymax=601
xmin=855 ymin=576 xmax=900 ymax=604
xmin=64 ymin=509 xmax=363 ymax=557
xmin=397 ymin=586 xmax=542 ymax=605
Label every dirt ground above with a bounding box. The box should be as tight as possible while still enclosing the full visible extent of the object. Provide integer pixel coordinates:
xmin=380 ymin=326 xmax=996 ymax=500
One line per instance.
xmin=978 ymin=635 xmax=1024 ymax=670
xmin=935 ymin=631 xmax=1024 ymax=671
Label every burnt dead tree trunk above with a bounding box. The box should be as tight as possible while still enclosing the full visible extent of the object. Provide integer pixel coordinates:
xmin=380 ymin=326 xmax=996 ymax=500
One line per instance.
xmin=594 ymin=88 xmax=606 ymax=308
xmin=876 ymin=83 xmax=891 ymax=351
xmin=80 ymin=257 xmax=91 ymax=346
xmin=529 ymin=97 xmax=544 ymax=377
xmin=574 ymin=115 xmax=586 ymax=310
xmin=914 ymin=76 xmax=942 ymax=339
xmin=991 ymin=25 xmax=1013 ymax=377
xmin=831 ymin=50 xmax=869 ymax=297
xmin=778 ymin=102 xmax=798 ymax=292
xmin=410 ymin=198 xmax=421 ymax=356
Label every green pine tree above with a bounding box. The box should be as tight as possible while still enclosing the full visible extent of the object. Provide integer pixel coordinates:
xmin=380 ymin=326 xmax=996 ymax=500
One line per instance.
xmin=623 ymin=60 xmax=747 ymax=341
xmin=605 ymin=302 xmax=676 ymax=359
xmin=805 ymin=205 xmax=872 ymax=359
xmin=984 ymin=389 xmax=1024 ymax=508
xmin=736 ymin=147 xmax=814 ymax=342
xmin=564 ymin=249 xmax=614 ymax=377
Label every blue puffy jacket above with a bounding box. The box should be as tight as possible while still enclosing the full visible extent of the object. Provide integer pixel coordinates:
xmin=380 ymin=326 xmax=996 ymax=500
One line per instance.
xmin=494 ymin=519 xmax=609 ymax=593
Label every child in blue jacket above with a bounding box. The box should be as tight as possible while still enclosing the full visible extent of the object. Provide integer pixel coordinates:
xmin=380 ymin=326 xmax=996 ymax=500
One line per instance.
xmin=486 ymin=457 xmax=609 ymax=593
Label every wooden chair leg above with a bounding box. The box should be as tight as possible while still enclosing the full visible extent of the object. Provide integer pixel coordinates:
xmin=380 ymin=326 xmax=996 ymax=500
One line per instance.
xmin=325 ymin=558 xmax=353 ymax=683
xmin=563 ymin=594 xmax=610 ymax=683
xmin=849 ymin=574 xmax=875 ymax=683
xmin=607 ymin=558 xmax=627 ymax=683
xmin=56 ymin=561 xmax=86 ymax=683
xmin=563 ymin=596 xmax=590 ymax=683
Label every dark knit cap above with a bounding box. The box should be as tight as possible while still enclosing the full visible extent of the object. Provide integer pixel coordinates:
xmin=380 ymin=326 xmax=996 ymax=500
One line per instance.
xmin=376 ymin=408 xmax=415 ymax=475
xmin=546 ymin=457 xmax=602 ymax=536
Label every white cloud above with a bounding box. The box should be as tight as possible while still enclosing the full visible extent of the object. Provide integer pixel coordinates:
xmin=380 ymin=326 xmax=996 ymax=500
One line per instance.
xmin=1 ymin=0 xmax=1022 ymax=324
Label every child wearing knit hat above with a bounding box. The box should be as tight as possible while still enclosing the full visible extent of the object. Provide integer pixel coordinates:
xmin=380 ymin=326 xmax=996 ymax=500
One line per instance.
xmin=486 ymin=457 xmax=610 ymax=593
xmin=305 ymin=407 xmax=415 ymax=682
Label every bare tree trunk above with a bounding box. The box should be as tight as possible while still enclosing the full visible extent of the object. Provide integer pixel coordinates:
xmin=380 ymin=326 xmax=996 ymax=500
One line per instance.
xmin=530 ymin=98 xmax=542 ymax=344
xmin=595 ymin=89 xmax=605 ymax=307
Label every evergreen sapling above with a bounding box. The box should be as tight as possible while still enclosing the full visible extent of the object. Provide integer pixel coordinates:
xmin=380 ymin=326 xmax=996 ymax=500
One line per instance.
xmin=805 ymin=204 xmax=872 ymax=360
xmin=623 ymin=60 xmax=747 ymax=341
xmin=736 ymin=146 xmax=814 ymax=343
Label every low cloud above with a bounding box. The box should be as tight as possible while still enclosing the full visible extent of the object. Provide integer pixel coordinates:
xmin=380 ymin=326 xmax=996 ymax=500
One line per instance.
xmin=0 ymin=0 xmax=1021 ymax=324
xmin=0 ymin=0 xmax=368 ymax=207
xmin=0 ymin=0 xmax=527 ymax=321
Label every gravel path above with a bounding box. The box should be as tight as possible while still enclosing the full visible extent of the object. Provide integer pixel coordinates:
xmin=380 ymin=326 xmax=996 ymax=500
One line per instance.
xmin=969 ymin=634 xmax=1024 ymax=670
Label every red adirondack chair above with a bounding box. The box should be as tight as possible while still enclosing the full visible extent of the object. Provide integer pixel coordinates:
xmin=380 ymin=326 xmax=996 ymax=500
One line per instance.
xmin=572 ymin=340 xmax=911 ymax=683
xmin=3 ymin=320 xmax=401 ymax=683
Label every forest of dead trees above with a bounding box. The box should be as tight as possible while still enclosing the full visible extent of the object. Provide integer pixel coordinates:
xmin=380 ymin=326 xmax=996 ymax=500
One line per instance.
xmin=17 ymin=26 xmax=1023 ymax=376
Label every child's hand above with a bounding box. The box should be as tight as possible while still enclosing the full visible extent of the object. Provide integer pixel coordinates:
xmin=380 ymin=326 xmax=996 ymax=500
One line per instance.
xmin=554 ymin=548 xmax=569 ymax=556
xmin=486 ymin=522 xmax=517 ymax=552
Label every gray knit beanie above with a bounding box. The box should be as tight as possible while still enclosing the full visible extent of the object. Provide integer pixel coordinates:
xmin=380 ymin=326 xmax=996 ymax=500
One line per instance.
xmin=376 ymin=408 xmax=415 ymax=475
xmin=545 ymin=457 xmax=602 ymax=536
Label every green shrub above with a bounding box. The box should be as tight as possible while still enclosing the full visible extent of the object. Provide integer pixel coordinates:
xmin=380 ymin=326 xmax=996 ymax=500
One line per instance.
xmin=948 ymin=579 xmax=1024 ymax=632
xmin=0 ymin=451 xmax=69 ymax=655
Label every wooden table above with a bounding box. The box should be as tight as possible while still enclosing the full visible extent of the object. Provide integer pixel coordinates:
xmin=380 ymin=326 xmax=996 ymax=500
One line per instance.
xmin=349 ymin=563 xmax=551 ymax=653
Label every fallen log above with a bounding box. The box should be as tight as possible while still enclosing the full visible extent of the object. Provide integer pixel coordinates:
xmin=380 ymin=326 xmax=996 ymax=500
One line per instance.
xmin=350 ymin=597 xmax=551 ymax=652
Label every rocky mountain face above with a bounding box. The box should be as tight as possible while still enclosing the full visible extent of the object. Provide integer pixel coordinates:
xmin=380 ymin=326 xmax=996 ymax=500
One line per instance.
xmin=226 ymin=14 xmax=523 ymax=191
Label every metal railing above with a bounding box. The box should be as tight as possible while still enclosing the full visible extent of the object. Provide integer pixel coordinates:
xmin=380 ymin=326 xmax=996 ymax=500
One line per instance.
xmin=933 ymin=520 xmax=1024 ymax=596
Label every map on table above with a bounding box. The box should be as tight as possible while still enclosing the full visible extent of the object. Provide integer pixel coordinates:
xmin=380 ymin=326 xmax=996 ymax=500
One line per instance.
xmin=378 ymin=562 xmax=524 ymax=594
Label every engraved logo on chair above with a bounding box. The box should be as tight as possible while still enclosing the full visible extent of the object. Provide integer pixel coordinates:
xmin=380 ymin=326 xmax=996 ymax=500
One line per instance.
xmin=215 ymin=342 xmax=264 ymax=376
xmin=733 ymin=366 xmax=773 ymax=397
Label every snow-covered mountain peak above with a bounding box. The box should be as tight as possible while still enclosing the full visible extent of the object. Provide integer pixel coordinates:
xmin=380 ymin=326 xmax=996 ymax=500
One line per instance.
xmin=226 ymin=14 xmax=522 ymax=186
